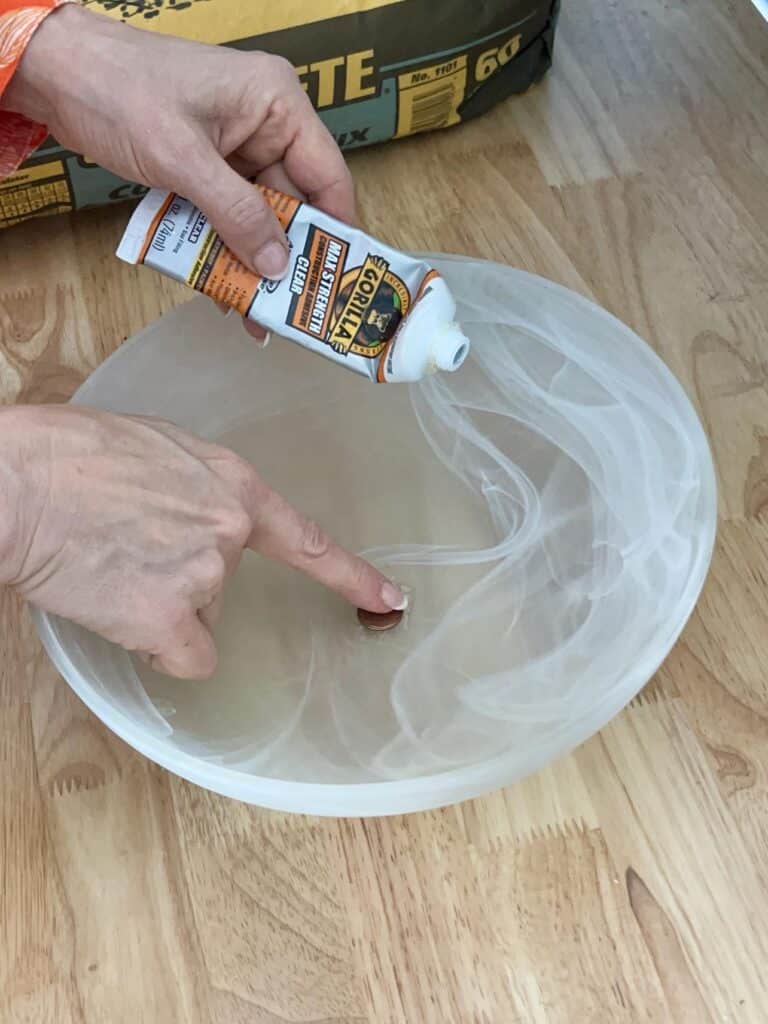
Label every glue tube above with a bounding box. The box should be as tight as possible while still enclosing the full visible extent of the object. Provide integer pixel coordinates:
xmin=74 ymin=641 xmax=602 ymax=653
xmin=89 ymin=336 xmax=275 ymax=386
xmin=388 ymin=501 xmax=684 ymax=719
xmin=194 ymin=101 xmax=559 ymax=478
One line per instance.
xmin=116 ymin=186 xmax=470 ymax=383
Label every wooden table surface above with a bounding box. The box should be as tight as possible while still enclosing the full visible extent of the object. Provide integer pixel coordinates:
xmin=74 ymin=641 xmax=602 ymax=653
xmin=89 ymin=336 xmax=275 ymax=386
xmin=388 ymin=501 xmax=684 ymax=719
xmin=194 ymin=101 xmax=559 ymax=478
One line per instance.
xmin=2 ymin=1 xmax=768 ymax=1021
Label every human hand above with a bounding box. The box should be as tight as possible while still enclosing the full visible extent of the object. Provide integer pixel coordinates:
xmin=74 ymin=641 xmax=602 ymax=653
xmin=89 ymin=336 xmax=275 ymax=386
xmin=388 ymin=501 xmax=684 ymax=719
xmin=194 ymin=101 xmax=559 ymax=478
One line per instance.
xmin=2 ymin=3 xmax=353 ymax=283
xmin=0 ymin=406 xmax=405 ymax=680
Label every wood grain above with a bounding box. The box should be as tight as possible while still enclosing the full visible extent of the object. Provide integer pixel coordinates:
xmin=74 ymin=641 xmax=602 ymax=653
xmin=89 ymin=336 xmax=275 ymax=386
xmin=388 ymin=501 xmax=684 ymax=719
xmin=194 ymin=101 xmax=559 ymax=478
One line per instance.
xmin=2 ymin=0 xmax=768 ymax=1019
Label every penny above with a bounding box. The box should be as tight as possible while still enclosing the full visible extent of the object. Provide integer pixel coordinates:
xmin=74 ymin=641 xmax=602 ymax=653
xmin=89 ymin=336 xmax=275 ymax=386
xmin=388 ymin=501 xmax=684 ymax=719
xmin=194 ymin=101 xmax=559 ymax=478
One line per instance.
xmin=357 ymin=607 xmax=404 ymax=631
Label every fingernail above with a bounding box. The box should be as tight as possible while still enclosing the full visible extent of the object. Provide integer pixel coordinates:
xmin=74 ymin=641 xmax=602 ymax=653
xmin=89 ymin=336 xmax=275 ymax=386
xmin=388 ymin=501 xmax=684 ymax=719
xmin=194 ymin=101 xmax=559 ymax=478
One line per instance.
xmin=381 ymin=581 xmax=408 ymax=611
xmin=258 ymin=331 xmax=272 ymax=350
xmin=254 ymin=241 xmax=289 ymax=279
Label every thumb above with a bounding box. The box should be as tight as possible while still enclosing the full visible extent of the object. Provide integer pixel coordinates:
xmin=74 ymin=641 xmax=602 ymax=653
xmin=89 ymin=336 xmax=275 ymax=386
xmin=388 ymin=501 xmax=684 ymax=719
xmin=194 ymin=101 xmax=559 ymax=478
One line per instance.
xmin=150 ymin=612 xmax=218 ymax=680
xmin=182 ymin=152 xmax=290 ymax=280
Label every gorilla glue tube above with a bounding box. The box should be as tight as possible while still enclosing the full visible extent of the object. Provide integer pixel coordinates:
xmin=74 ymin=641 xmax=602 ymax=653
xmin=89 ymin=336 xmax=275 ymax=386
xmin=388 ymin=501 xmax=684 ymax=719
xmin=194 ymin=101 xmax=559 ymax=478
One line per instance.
xmin=117 ymin=185 xmax=470 ymax=383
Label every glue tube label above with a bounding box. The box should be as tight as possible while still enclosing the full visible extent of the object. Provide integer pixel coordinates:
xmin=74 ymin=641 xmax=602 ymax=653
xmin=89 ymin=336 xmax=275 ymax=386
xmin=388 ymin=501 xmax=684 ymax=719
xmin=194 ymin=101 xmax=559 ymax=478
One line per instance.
xmin=117 ymin=185 xmax=469 ymax=383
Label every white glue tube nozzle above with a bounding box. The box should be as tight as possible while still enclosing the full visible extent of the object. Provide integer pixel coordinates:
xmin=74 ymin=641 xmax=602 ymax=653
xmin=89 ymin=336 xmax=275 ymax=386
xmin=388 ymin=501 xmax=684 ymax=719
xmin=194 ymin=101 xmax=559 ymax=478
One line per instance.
xmin=433 ymin=323 xmax=471 ymax=372
xmin=385 ymin=278 xmax=471 ymax=382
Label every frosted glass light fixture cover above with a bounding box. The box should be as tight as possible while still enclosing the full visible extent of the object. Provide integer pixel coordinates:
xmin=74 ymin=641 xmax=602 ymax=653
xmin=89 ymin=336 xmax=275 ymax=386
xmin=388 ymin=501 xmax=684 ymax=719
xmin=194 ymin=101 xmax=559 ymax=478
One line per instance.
xmin=35 ymin=256 xmax=717 ymax=816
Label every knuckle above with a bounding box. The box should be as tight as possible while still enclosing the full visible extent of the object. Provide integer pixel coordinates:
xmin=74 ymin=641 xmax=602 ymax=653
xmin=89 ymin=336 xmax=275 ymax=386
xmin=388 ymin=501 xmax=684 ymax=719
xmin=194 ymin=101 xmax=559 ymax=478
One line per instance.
xmin=225 ymin=450 xmax=257 ymax=487
xmin=222 ymin=453 xmax=264 ymax=506
xmin=194 ymin=549 xmax=227 ymax=591
xmin=267 ymin=54 xmax=295 ymax=79
xmin=223 ymin=191 xmax=272 ymax=235
xmin=222 ymin=507 xmax=252 ymax=548
xmin=299 ymin=519 xmax=331 ymax=561
xmin=264 ymin=90 xmax=302 ymax=132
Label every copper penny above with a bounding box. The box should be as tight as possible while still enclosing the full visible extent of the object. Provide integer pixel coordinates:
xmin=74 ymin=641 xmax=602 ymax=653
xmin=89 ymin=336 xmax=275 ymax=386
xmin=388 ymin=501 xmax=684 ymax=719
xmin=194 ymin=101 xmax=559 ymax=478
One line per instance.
xmin=357 ymin=607 xmax=404 ymax=631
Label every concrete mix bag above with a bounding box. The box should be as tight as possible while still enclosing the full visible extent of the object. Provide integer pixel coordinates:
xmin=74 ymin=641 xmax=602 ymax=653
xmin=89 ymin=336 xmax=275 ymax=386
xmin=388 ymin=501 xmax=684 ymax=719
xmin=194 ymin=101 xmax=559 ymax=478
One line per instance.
xmin=0 ymin=0 xmax=559 ymax=230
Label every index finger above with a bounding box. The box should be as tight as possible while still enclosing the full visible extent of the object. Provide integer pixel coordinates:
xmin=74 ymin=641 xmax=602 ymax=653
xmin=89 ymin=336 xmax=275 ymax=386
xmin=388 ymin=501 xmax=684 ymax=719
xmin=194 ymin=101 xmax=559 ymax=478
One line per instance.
xmin=248 ymin=486 xmax=405 ymax=613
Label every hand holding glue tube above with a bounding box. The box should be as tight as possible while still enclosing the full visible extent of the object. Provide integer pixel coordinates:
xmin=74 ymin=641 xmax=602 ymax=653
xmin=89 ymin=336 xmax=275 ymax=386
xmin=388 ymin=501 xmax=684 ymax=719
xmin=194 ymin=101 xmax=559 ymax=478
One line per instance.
xmin=0 ymin=1 xmax=353 ymax=316
xmin=0 ymin=3 xmax=413 ymax=678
